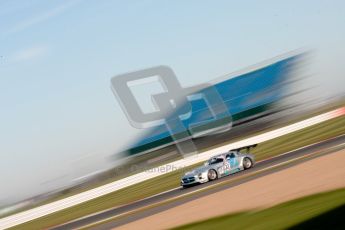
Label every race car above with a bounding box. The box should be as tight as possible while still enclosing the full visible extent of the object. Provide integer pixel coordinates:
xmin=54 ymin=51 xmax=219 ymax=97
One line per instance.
xmin=181 ymin=144 xmax=257 ymax=188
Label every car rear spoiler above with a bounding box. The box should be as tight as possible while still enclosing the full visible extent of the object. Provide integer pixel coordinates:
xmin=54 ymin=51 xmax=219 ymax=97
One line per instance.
xmin=231 ymin=144 xmax=258 ymax=152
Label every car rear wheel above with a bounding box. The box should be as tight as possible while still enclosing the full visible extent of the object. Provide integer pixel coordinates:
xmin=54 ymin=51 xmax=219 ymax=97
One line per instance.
xmin=208 ymin=169 xmax=217 ymax=181
xmin=243 ymin=157 xmax=253 ymax=169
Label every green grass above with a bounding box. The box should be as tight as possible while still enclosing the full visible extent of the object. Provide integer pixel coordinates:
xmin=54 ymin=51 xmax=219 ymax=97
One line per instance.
xmin=251 ymin=115 xmax=345 ymax=160
xmin=173 ymin=188 xmax=345 ymax=230
xmin=10 ymin=115 xmax=345 ymax=230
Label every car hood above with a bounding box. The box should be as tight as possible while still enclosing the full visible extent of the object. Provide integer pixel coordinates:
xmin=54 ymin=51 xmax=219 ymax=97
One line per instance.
xmin=183 ymin=165 xmax=213 ymax=178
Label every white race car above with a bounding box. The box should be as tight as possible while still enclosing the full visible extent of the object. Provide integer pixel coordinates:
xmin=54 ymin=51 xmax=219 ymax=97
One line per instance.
xmin=181 ymin=144 xmax=257 ymax=188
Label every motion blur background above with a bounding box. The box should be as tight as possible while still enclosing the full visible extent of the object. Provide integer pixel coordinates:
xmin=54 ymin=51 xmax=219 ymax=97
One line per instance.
xmin=1 ymin=0 xmax=345 ymax=208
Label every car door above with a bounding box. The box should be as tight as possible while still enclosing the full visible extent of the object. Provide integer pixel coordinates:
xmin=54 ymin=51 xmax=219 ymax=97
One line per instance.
xmin=213 ymin=158 xmax=227 ymax=176
xmin=226 ymin=152 xmax=240 ymax=171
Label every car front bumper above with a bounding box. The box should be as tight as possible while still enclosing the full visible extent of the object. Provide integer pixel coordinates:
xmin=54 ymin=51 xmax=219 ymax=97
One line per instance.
xmin=181 ymin=174 xmax=208 ymax=186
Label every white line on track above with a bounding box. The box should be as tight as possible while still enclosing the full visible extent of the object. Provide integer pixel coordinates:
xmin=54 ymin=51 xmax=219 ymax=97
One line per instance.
xmin=0 ymin=107 xmax=344 ymax=229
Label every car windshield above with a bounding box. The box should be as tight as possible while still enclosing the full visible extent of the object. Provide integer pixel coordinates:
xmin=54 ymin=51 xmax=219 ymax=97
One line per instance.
xmin=208 ymin=157 xmax=223 ymax=165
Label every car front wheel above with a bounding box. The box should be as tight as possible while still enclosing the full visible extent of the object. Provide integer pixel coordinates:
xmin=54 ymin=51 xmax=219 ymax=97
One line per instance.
xmin=208 ymin=169 xmax=217 ymax=181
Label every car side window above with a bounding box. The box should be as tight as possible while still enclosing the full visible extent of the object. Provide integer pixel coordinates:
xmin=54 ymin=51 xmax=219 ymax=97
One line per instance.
xmin=218 ymin=158 xmax=224 ymax=164
xmin=227 ymin=153 xmax=236 ymax=158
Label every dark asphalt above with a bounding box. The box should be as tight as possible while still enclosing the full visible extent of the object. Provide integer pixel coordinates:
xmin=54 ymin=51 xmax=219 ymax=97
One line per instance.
xmin=52 ymin=134 xmax=345 ymax=230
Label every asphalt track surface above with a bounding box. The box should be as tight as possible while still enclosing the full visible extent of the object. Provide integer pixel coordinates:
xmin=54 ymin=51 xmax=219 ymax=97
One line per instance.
xmin=53 ymin=134 xmax=345 ymax=230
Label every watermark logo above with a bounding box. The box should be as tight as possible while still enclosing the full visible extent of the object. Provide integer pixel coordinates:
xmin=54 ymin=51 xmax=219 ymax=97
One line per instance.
xmin=111 ymin=66 xmax=232 ymax=158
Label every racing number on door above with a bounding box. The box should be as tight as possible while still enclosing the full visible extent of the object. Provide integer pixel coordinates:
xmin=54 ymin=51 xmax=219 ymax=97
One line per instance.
xmin=229 ymin=157 xmax=239 ymax=168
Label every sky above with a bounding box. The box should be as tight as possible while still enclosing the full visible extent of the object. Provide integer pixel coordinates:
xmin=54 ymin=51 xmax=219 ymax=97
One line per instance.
xmin=0 ymin=0 xmax=345 ymax=205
